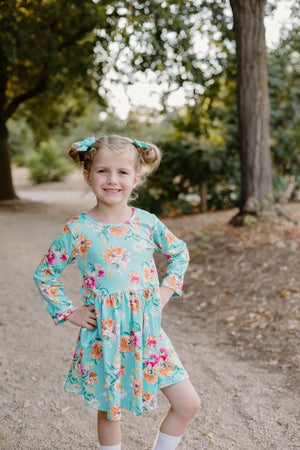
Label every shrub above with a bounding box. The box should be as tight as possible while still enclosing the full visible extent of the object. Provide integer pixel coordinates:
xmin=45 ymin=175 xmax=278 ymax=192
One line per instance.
xmin=28 ymin=140 xmax=71 ymax=184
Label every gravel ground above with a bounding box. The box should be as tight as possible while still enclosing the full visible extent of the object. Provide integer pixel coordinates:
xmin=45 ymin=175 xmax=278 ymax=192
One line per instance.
xmin=0 ymin=168 xmax=299 ymax=449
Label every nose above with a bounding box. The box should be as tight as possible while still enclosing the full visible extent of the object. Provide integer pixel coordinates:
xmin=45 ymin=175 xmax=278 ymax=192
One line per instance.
xmin=107 ymin=171 xmax=118 ymax=184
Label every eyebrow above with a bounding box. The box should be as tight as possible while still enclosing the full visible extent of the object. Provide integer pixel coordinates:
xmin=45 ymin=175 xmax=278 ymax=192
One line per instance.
xmin=94 ymin=165 xmax=131 ymax=170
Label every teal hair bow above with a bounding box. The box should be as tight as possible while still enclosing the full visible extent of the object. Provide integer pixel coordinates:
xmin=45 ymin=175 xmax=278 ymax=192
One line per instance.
xmin=129 ymin=138 xmax=149 ymax=149
xmin=73 ymin=136 xmax=95 ymax=152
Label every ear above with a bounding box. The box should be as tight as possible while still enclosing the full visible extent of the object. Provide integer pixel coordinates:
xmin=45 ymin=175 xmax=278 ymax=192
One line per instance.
xmin=133 ymin=173 xmax=140 ymax=189
xmin=83 ymin=169 xmax=91 ymax=186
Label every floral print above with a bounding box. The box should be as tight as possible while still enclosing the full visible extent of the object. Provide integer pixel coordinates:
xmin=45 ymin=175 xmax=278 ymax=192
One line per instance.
xmin=34 ymin=208 xmax=189 ymax=421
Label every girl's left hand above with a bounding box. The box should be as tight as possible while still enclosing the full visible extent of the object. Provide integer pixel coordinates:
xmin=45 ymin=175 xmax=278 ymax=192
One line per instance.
xmin=66 ymin=305 xmax=97 ymax=330
xmin=159 ymin=286 xmax=175 ymax=310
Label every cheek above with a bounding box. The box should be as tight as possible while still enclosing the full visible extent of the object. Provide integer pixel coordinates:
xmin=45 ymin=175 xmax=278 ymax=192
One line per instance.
xmin=92 ymin=172 xmax=105 ymax=182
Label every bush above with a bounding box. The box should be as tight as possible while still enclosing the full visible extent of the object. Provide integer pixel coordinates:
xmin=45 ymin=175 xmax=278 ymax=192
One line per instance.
xmin=133 ymin=137 xmax=240 ymax=216
xmin=28 ymin=140 xmax=71 ymax=184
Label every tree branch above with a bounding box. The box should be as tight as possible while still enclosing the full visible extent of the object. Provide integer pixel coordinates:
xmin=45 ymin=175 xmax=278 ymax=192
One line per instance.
xmin=4 ymin=69 xmax=48 ymax=121
xmin=58 ymin=26 xmax=94 ymax=51
xmin=3 ymin=24 xmax=95 ymax=122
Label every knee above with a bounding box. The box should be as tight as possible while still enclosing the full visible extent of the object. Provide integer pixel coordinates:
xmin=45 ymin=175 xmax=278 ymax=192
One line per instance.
xmin=177 ymin=393 xmax=201 ymax=421
xmin=190 ymin=393 xmax=201 ymax=417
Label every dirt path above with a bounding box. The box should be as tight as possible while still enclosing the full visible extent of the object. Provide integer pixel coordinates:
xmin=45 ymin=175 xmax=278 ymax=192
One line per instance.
xmin=0 ymin=170 xmax=299 ymax=449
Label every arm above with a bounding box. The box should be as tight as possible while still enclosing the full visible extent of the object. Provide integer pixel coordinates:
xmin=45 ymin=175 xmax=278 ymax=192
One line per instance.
xmin=33 ymin=224 xmax=79 ymax=325
xmin=153 ymin=215 xmax=190 ymax=304
xmin=159 ymin=285 xmax=175 ymax=309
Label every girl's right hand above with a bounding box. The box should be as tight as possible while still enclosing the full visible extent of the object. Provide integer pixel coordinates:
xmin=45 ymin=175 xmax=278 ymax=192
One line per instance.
xmin=66 ymin=305 xmax=97 ymax=330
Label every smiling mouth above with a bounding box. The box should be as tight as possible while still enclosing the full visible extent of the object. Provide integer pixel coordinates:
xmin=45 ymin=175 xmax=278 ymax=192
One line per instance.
xmin=104 ymin=188 xmax=121 ymax=193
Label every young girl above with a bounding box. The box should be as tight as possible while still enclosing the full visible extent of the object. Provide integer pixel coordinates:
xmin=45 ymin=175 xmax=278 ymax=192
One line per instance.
xmin=34 ymin=135 xmax=200 ymax=450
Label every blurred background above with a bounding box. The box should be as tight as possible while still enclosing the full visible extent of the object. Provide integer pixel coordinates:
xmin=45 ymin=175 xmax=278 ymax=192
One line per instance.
xmin=0 ymin=0 xmax=299 ymax=218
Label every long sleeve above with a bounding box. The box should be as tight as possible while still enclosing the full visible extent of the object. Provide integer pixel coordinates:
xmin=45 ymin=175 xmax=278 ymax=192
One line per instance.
xmin=33 ymin=224 xmax=79 ymax=325
xmin=152 ymin=215 xmax=189 ymax=297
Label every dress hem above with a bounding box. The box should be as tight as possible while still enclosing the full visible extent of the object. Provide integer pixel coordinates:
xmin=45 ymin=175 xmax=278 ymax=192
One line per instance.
xmin=159 ymin=373 xmax=189 ymax=390
xmin=64 ymin=373 xmax=189 ymax=419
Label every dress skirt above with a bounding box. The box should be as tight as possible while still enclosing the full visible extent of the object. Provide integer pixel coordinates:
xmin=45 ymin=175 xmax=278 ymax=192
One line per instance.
xmin=64 ymin=286 xmax=188 ymax=420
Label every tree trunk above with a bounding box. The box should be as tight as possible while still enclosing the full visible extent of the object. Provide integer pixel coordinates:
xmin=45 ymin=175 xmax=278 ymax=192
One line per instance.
xmin=0 ymin=121 xmax=17 ymax=200
xmin=229 ymin=0 xmax=274 ymax=224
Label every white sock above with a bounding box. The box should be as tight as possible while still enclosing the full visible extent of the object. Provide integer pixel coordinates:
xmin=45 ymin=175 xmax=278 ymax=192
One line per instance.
xmin=153 ymin=430 xmax=183 ymax=450
xmin=100 ymin=444 xmax=121 ymax=450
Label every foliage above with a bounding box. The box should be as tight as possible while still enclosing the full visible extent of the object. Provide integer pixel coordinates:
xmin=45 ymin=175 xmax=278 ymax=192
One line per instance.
xmin=28 ymin=140 xmax=71 ymax=184
xmin=18 ymin=89 xmax=107 ymax=143
xmin=134 ymin=134 xmax=240 ymax=216
xmin=0 ymin=0 xmax=117 ymax=198
xmin=269 ymin=27 xmax=300 ymax=165
xmin=9 ymin=102 xmax=172 ymax=167
xmin=1 ymin=0 xmax=235 ymax=129
xmin=268 ymin=19 xmax=300 ymax=200
xmin=0 ymin=0 xmax=215 ymax=126
xmin=134 ymin=55 xmax=241 ymax=215
xmin=7 ymin=118 xmax=34 ymax=166
xmin=0 ymin=1 xmax=109 ymax=122
xmin=131 ymin=0 xmax=240 ymax=215
xmin=2 ymin=0 xmax=300 ymax=215
xmin=134 ymin=3 xmax=300 ymax=216
xmin=98 ymin=0 xmax=204 ymax=90
xmin=0 ymin=0 xmax=224 ymax=200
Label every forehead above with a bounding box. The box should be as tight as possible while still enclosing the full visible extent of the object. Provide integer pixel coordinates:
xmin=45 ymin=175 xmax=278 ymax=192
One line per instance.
xmin=93 ymin=147 xmax=135 ymax=166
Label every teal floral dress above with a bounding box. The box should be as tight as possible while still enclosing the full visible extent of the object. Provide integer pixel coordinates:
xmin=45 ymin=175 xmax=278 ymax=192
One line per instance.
xmin=34 ymin=208 xmax=189 ymax=421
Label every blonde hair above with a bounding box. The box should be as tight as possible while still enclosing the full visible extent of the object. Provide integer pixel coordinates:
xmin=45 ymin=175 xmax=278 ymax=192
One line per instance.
xmin=68 ymin=135 xmax=162 ymax=186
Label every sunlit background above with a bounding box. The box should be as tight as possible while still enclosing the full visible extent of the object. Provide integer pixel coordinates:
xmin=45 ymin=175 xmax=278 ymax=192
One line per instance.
xmin=104 ymin=0 xmax=294 ymax=120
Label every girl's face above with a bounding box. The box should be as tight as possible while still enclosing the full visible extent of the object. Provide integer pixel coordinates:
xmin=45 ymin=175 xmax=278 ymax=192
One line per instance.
xmin=84 ymin=148 xmax=140 ymax=209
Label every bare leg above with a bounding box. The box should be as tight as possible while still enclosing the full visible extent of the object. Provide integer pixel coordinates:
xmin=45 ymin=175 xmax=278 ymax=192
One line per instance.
xmin=97 ymin=410 xmax=121 ymax=446
xmin=159 ymin=379 xmax=200 ymax=436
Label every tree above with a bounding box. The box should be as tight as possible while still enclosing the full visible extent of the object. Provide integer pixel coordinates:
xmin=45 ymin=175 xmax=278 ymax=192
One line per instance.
xmin=0 ymin=0 xmax=111 ymax=200
xmin=229 ymin=0 xmax=274 ymax=223
xmin=122 ymin=0 xmax=276 ymax=221
xmin=0 ymin=0 xmax=204 ymax=201
xmin=1 ymin=0 xmax=291 ymax=220
xmin=133 ymin=0 xmax=280 ymax=222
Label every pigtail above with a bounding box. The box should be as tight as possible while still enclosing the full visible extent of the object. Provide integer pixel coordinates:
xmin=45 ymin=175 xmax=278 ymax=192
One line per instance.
xmin=138 ymin=143 xmax=162 ymax=169
xmin=68 ymin=137 xmax=98 ymax=172
xmin=131 ymin=141 xmax=163 ymax=191
xmin=68 ymin=145 xmax=84 ymax=164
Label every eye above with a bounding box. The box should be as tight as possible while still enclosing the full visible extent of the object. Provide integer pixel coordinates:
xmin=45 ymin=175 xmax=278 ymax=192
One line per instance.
xmin=98 ymin=169 xmax=107 ymax=173
xmin=119 ymin=170 xmax=128 ymax=175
